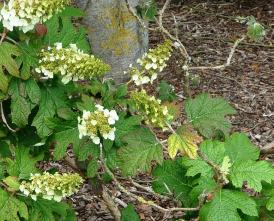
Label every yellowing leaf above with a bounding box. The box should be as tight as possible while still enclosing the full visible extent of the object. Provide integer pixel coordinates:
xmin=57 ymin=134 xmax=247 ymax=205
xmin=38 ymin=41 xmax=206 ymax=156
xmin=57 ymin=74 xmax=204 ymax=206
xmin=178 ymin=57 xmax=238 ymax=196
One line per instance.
xmin=167 ymin=125 xmax=202 ymax=159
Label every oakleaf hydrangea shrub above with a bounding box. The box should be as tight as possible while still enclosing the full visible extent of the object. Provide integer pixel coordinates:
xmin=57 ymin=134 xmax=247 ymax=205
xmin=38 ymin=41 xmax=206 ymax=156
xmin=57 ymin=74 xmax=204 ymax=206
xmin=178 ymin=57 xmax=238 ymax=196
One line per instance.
xmin=0 ymin=0 xmax=272 ymax=220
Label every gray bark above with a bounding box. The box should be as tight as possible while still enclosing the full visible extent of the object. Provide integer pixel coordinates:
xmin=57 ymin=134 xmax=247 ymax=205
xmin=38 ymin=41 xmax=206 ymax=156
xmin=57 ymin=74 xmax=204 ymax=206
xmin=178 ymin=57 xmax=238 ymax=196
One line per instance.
xmin=76 ymin=0 xmax=148 ymax=83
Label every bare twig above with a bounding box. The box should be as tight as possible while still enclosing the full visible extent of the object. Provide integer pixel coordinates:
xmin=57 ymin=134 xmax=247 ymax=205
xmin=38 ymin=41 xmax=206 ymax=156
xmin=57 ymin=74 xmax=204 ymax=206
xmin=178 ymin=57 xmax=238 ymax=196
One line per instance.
xmin=159 ymin=0 xmax=172 ymax=28
xmin=0 ymin=29 xmax=7 ymax=45
xmin=99 ymin=146 xmax=199 ymax=214
xmin=124 ymin=0 xmax=154 ymax=31
xmin=129 ymin=178 xmax=170 ymax=201
xmin=261 ymin=141 xmax=274 ymax=154
xmin=188 ymin=36 xmax=245 ymax=71
xmin=102 ymin=186 xmax=121 ymax=221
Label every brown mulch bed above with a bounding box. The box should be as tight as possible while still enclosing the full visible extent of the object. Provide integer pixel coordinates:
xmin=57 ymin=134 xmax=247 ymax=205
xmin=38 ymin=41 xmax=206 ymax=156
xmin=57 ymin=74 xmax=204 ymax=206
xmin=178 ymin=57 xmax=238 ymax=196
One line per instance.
xmin=46 ymin=1 xmax=273 ymax=220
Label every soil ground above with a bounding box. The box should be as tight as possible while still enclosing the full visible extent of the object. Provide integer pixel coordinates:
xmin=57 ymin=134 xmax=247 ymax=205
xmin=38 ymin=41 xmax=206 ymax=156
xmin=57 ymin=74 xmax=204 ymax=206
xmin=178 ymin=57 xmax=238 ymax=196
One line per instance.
xmin=51 ymin=0 xmax=273 ymax=220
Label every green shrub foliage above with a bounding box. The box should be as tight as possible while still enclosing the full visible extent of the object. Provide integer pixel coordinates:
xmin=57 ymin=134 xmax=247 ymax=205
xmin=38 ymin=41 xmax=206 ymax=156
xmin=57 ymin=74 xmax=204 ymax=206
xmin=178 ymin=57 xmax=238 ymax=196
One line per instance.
xmin=0 ymin=1 xmax=271 ymax=220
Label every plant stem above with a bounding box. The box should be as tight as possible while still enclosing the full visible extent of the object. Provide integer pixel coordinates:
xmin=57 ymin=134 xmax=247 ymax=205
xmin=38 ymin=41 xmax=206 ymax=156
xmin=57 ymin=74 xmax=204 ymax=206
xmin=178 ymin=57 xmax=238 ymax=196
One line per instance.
xmin=0 ymin=29 xmax=8 ymax=45
xmin=0 ymin=102 xmax=17 ymax=133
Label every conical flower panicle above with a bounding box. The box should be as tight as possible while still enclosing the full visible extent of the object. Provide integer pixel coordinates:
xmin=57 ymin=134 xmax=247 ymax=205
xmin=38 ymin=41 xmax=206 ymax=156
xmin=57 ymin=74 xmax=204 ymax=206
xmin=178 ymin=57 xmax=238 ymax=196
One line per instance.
xmin=78 ymin=104 xmax=119 ymax=145
xmin=36 ymin=43 xmax=110 ymax=84
xmin=130 ymin=90 xmax=173 ymax=129
xmin=127 ymin=40 xmax=173 ymax=86
xmin=0 ymin=0 xmax=71 ymax=33
xmin=19 ymin=172 xmax=84 ymax=202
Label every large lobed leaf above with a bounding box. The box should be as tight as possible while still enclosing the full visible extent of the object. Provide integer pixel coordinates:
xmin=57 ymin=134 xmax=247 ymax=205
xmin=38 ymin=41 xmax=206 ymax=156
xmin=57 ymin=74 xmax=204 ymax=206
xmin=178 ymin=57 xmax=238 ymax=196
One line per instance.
xmin=23 ymin=197 xmax=76 ymax=221
xmin=121 ymin=204 xmax=140 ymax=221
xmin=224 ymin=132 xmax=259 ymax=163
xmin=8 ymin=78 xmax=40 ymax=127
xmin=0 ymin=42 xmax=21 ymax=93
xmin=44 ymin=7 xmax=90 ymax=53
xmin=167 ymin=125 xmax=202 ymax=159
xmin=230 ymin=160 xmax=274 ymax=192
xmin=0 ymin=188 xmax=28 ymax=221
xmin=152 ymin=159 xmax=193 ymax=206
xmin=185 ymin=93 xmax=236 ymax=138
xmin=5 ymin=147 xmax=43 ymax=179
xmin=32 ymin=86 xmax=67 ymax=138
xmin=200 ymin=189 xmax=258 ymax=221
xmin=118 ymin=128 xmax=163 ymax=176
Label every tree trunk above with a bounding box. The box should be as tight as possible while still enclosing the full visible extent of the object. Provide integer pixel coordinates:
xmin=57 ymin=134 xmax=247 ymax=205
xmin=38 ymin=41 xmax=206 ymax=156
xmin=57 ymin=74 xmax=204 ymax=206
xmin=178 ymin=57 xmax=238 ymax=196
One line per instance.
xmin=76 ymin=0 xmax=148 ymax=83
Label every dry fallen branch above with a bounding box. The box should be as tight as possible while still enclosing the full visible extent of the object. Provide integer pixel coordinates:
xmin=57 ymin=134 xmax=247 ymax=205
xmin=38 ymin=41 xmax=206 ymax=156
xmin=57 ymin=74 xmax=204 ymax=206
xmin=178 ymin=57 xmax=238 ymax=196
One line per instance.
xmin=99 ymin=146 xmax=199 ymax=215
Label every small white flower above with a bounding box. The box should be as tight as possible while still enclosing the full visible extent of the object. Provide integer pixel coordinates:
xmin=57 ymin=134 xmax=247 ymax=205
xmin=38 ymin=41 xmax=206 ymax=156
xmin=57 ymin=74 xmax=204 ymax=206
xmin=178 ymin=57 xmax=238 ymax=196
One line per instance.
xmin=95 ymin=104 xmax=104 ymax=111
xmin=83 ymin=110 xmax=91 ymax=119
xmin=92 ymin=136 xmax=101 ymax=145
xmin=103 ymin=109 xmax=110 ymax=117
xmin=31 ymin=194 xmax=37 ymax=201
xmin=107 ymin=130 xmax=115 ymax=141
xmin=109 ymin=110 xmax=119 ymax=121
xmin=141 ymin=76 xmax=150 ymax=84
xmin=151 ymin=73 xmax=157 ymax=82
xmin=132 ymin=74 xmax=139 ymax=81
xmin=91 ymin=120 xmax=97 ymax=126
xmin=54 ymin=195 xmax=62 ymax=202
xmin=55 ymin=42 xmax=63 ymax=50
xmin=145 ymin=63 xmax=153 ymax=70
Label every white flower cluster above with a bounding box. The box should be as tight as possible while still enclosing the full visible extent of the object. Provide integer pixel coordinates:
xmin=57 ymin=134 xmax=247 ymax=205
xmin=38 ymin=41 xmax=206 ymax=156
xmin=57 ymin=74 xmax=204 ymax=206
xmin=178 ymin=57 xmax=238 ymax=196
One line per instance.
xmin=0 ymin=0 xmax=70 ymax=33
xmin=35 ymin=43 xmax=110 ymax=84
xmin=126 ymin=40 xmax=173 ymax=86
xmin=19 ymin=172 xmax=83 ymax=202
xmin=130 ymin=90 xmax=173 ymax=129
xmin=78 ymin=104 xmax=119 ymax=145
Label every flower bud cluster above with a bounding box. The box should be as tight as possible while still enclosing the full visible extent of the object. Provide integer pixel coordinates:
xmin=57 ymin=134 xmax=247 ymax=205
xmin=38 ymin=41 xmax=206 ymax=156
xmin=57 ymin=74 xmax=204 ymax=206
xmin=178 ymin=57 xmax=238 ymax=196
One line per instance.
xmin=19 ymin=172 xmax=83 ymax=202
xmin=127 ymin=40 xmax=173 ymax=86
xmin=78 ymin=104 xmax=119 ymax=145
xmin=36 ymin=43 xmax=110 ymax=84
xmin=0 ymin=0 xmax=71 ymax=33
xmin=130 ymin=90 xmax=173 ymax=129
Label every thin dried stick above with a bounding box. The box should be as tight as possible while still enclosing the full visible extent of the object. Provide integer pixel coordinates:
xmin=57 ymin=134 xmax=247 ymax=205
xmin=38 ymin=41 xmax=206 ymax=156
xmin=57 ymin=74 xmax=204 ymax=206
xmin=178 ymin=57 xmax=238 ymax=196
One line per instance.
xmin=99 ymin=146 xmax=199 ymax=214
xmin=189 ymin=36 xmax=246 ymax=71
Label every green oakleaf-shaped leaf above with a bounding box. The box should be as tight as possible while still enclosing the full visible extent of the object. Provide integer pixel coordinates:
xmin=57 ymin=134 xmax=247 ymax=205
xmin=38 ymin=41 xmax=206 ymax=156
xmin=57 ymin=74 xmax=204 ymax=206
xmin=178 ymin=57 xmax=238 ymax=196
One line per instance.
xmin=185 ymin=93 xmax=236 ymax=138
xmin=0 ymin=42 xmax=21 ymax=93
xmin=224 ymin=132 xmax=259 ymax=163
xmin=167 ymin=125 xmax=202 ymax=159
xmin=32 ymin=87 xmax=67 ymax=138
xmin=118 ymin=128 xmax=163 ymax=176
xmin=53 ymin=128 xmax=79 ymax=160
xmin=182 ymin=157 xmax=212 ymax=177
xmin=17 ymin=40 xmax=41 ymax=80
xmin=200 ymin=189 xmax=258 ymax=221
xmin=44 ymin=7 xmax=90 ymax=53
xmin=152 ymin=159 xmax=193 ymax=206
xmin=182 ymin=140 xmax=225 ymax=177
xmin=121 ymin=204 xmax=141 ymax=221
xmin=8 ymin=79 xmax=34 ymax=127
xmin=0 ymin=188 xmax=28 ymax=221
xmin=6 ymin=147 xmax=43 ymax=179
xmin=230 ymin=160 xmax=274 ymax=192
xmin=23 ymin=197 xmax=76 ymax=221
xmin=115 ymin=115 xmax=142 ymax=146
